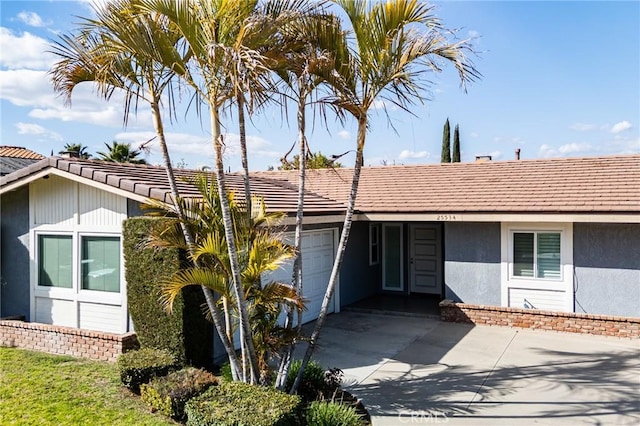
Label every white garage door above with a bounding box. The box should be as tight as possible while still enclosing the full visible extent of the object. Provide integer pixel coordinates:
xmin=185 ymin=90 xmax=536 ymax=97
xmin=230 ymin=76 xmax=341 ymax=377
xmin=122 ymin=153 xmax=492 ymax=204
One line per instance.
xmin=264 ymin=228 xmax=336 ymax=324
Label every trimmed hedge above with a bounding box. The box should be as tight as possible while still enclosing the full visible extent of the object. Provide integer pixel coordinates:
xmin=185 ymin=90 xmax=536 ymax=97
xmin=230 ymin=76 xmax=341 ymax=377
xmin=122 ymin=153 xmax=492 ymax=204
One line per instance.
xmin=185 ymin=381 xmax=301 ymax=426
xmin=123 ymin=217 xmax=212 ymax=366
xmin=117 ymin=347 xmax=179 ymax=393
xmin=140 ymin=367 xmax=218 ymax=421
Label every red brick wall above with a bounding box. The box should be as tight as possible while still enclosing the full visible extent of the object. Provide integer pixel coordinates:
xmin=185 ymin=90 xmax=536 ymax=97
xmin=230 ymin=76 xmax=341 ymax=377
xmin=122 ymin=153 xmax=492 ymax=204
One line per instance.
xmin=439 ymin=300 xmax=640 ymax=339
xmin=0 ymin=320 xmax=139 ymax=362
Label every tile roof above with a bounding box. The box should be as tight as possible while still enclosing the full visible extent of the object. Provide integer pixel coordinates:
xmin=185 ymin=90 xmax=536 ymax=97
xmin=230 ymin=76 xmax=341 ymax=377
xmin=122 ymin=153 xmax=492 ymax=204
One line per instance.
xmin=1 ymin=154 xmax=639 ymax=215
xmin=254 ymin=155 xmax=640 ymax=214
xmin=0 ymin=146 xmax=44 ymax=160
xmin=0 ymin=157 xmax=345 ymax=214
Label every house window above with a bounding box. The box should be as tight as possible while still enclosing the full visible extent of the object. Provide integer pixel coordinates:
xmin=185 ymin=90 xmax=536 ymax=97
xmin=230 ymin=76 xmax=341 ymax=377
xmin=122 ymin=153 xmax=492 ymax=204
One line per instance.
xmin=369 ymin=223 xmax=380 ymax=265
xmin=81 ymin=236 xmax=121 ymax=292
xmin=513 ymin=231 xmax=561 ymax=279
xmin=38 ymin=235 xmax=72 ymax=288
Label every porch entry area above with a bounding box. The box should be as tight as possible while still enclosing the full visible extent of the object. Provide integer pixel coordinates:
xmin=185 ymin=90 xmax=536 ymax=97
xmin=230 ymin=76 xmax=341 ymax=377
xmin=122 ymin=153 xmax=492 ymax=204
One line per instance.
xmin=381 ymin=222 xmax=443 ymax=296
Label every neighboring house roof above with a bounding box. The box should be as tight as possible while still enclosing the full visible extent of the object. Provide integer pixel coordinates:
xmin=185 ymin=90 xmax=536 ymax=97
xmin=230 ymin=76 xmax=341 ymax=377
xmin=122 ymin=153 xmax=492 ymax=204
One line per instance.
xmin=0 ymin=146 xmax=45 ymax=176
xmin=1 ymin=154 xmax=639 ymax=217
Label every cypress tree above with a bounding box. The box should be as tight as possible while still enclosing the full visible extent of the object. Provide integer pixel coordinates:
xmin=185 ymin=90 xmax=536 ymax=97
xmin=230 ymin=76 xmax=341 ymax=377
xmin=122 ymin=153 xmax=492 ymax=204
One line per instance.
xmin=441 ymin=118 xmax=451 ymax=163
xmin=452 ymin=124 xmax=461 ymax=162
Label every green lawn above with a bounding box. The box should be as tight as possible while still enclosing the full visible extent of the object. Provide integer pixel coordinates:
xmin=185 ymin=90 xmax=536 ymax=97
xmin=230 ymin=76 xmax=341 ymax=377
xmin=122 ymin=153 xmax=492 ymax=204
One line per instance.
xmin=0 ymin=347 xmax=176 ymax=425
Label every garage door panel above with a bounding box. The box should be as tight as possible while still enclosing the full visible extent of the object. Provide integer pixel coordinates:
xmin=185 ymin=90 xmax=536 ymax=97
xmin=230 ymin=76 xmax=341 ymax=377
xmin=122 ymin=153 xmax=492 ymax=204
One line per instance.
xmin=263 ymin=229 xmax=335 ymax=324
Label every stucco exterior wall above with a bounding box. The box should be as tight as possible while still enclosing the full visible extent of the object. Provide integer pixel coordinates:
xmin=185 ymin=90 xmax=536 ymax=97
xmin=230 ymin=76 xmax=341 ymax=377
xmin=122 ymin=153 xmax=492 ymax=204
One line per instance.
xmin=573 ymin=223 xmax=640 ymax=317
xmin=444 ymin=222 xmax=501 ymax=305
xmin=0 ymin=187 xmax=30 ymax=319
xmin=340 ymin=221 xmax=380 ymax=306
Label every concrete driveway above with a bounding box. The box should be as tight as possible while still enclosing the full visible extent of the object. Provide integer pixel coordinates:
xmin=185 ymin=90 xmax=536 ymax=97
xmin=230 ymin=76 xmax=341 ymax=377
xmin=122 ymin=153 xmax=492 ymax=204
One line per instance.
xmin=302 ymin=311 xmax=640 ymax=425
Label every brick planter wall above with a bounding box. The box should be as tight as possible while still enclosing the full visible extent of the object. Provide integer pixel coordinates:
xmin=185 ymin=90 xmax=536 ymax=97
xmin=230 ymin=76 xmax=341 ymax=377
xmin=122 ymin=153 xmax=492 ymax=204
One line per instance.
xmin=0 ymin=320 xmax=139 ymax=362
xmin=439 ymin=300 xmax=640 ymax=339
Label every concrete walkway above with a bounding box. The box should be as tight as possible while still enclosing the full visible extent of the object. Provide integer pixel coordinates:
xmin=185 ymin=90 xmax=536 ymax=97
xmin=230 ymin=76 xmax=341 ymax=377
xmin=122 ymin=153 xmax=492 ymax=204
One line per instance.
xmin=303 ymin=311 xmax=640 ymax=425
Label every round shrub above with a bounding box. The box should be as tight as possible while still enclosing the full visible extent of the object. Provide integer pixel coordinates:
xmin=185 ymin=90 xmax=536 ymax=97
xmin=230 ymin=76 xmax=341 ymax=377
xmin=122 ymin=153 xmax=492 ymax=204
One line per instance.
xmin=305 ymin=401 xmax=362 ymax=426
xmin=117 ymin=347 xmax=179 ymax=393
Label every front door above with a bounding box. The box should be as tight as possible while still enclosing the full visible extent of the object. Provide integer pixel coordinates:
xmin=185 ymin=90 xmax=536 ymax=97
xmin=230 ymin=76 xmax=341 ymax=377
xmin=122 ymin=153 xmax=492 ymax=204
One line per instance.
xmin=409 ymin=224 xmax=442 ymax=294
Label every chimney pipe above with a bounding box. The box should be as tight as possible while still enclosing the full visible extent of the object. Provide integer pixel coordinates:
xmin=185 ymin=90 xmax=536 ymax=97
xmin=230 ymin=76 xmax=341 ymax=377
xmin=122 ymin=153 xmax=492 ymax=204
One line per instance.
xmin=515 ymin=148 xmax=521 ymax=160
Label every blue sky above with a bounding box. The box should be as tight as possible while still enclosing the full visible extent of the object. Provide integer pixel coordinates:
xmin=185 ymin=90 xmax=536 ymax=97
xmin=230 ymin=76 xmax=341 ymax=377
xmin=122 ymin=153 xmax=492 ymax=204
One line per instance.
xmin=1 ymin=0 xmax=638 ymax=170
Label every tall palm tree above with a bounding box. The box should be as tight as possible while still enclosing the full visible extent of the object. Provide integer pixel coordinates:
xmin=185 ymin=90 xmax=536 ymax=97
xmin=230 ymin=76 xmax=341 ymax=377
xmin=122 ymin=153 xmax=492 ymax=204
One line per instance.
xmin=97 ymin=141 xmax=147 ymax=164
xmin=49 ymin=0 xmax=245 ymax=377
xmin=291 ymin=0 xmax=480 ymax=392
xmin=271 ymin=10 xmax=348 ymax=389
xmin=137 ymin=0 xmax=274 ymax=383
xmin=59 ymin=143 xmax=91 ymax=159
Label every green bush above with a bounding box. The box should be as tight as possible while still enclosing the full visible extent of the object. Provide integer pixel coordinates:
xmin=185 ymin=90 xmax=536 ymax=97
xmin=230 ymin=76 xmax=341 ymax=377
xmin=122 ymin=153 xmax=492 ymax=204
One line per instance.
xmin=123 ymin=217 xmax=212 ymax=366
xmin=219 ymin=362 xmax=233 ymax=382
xmin=140 ymin=367 xmax=218 ymax=421
xmin=117 ymin=347 xmax=179 ymax=393
xmin=305 ymin=401 xmax=362 ymax=426
xmin=285 ymin=360 xmax=342 ymax=402
xmin=185 ymin=381 xmax=300 ymax=426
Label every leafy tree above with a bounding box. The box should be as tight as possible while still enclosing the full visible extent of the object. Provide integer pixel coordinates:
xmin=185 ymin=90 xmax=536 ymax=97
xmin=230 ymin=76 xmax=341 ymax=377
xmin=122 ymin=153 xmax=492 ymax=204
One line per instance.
xmin=279 ymin=151 xmax=342 ymax=170
xmin=292 ymin=0 xmax=479 ymax=393
xmin=97 ymin=141 xmax=147 ymax=164
xmin=452 ymin=124 xmax=461 ymax=162
xmin=59 ymin=143 xmax=91 ymax=159
xmin=441 ymin=118 xmax=451 ymax=163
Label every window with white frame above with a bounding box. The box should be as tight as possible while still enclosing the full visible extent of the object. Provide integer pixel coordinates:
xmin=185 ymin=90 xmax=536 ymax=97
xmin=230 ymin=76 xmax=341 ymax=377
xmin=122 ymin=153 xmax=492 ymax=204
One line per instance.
xmin=36 ymin=233 xmax=121 ymax=293
xmin=81 ymin=236 xmax=121 ymax=292
xmin=369 ymin=223 xmax=380 ymax=265
xmin=38 ymin=235 xmax=73 ymax=288
xmin=512 ymin=231 xmax=561 ymax=280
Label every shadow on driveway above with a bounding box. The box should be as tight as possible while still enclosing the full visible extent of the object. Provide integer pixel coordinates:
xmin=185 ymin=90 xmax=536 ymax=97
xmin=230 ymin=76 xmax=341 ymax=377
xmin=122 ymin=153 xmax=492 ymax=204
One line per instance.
xmin=302 ymin=312 xmax=640 ymax=425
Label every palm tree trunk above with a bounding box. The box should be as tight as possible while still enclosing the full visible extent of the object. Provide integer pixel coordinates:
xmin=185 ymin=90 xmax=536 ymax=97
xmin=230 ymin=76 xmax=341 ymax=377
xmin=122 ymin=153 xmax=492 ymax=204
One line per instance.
xmin=210 ymin=102 xmax=260 ymax=384
xmin=237 ymin=96 xmax=252 ymax=215
xmin=151 ymin=93 xmax=242 ymax=380
xmin=276 ymin=86 xmax=307 ymax=389
xmin=290 ymin=115 xmax=366 ymax=394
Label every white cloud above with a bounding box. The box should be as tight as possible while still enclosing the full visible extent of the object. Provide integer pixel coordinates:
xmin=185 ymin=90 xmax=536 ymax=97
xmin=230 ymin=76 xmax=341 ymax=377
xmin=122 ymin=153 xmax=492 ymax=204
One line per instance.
xmin=469 ymin=132 xmax=479 ymax=138
xmin=539 ymin=143 xmax=593 ymax=158
xmin=337 ymin=130 xmax=350 ymax=140
xmin=570 ymin=123 xmax=596 ymax=132
xmin=15 ymin=122 xmax=62 ymax=141
xmin=610 ymin=120 xmax=632 ymax=134
xmin=398 ymin=149 xmax=429 ymax=160
xmin=0 ymin=27 xmax=57 ymax=70
xmin=0 ymin=69 xmax=151 ymax=128
xmin=489 ymin=151 xmax=502 ymax=160
xmin=16 ymin=11 xmax=49 ymax=28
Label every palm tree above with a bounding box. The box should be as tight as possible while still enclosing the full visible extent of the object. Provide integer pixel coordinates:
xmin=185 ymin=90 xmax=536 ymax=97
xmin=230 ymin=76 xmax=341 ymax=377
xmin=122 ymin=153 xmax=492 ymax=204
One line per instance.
xmin=291 ymin=0 xmax=480 ymax=392
xmin=270 ymin=10 xmax=348 ymax=389
xmin=49 ymin=0 xmax=245 ymax=377
xmin=59 ymin=143 xmax=91 ymax=159
xmin=144 ymin=174 xmax=305 ymax=383
xmin=137 ymin=0 xmax=275 ymax=383
xmin=97 ymin=141 xmax=147 ymax=164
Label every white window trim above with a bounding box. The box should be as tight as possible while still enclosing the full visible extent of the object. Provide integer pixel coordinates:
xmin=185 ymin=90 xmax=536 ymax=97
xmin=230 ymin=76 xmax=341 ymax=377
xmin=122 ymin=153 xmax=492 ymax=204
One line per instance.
xmin=31 ymin=226 xmax=125 ymax=329
xmin=500 ymin=222 xmax=573 ymax=312
xmin=369 ymin=223 xmax=380 ymax=266
xmin=382 ymin=223 xmax=404 ymax=291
